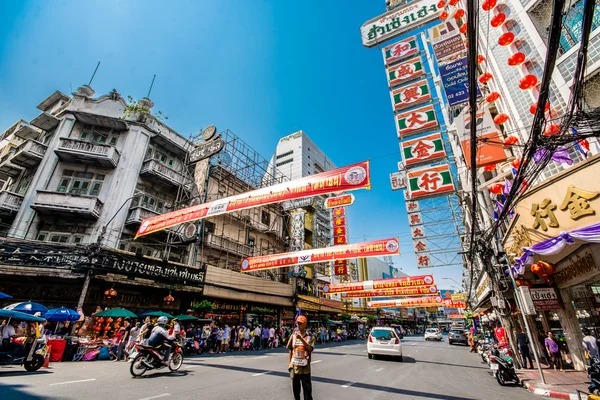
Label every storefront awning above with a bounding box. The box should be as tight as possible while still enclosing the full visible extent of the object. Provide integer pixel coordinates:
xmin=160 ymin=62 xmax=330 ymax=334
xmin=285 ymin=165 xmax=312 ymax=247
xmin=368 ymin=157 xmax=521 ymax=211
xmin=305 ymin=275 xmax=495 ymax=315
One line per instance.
xmin=72 ymin=111 xmax=128 ymax=130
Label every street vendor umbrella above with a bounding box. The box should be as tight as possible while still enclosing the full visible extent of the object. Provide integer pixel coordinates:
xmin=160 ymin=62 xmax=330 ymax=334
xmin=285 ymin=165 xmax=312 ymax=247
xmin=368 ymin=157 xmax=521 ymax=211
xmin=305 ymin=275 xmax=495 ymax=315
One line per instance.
xmin=4 ymin=301 xmax=48 ymax=315
xmin=0 ymin=309 xmax=46 ymax=323
xmin=173 ymin=315 xmax=199 ymax=322
xmin=140 ymin=311 xmax=175 ymax=319
xmin=0 ymin=292 xmax=12 ymax=299
xmin=43 ymin=307 xmax=81 ymax=322
xmin=94 ymin=307 xmax=138 ymax=319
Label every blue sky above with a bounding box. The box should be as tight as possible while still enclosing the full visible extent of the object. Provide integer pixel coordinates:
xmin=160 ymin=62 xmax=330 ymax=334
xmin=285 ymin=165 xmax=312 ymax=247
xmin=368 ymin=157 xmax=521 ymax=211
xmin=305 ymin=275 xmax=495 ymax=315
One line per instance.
xmin=0 ymin=0 xmax=464 ymax=288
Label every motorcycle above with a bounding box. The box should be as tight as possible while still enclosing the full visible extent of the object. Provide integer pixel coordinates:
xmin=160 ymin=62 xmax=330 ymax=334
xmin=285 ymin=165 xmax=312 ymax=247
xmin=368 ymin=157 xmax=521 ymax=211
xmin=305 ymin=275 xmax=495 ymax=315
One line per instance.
xmin=490 ymin=350 xmax=519 ymax=386
xmin=0 ymin=310 xmax=47 ymax=372
xmin=130 ymin=339 xmax=183 ymax=377
xmin=587 ymin=358 xmax=600 ymax=394
xmin=183 ymin=338 xmax=203 ymax=356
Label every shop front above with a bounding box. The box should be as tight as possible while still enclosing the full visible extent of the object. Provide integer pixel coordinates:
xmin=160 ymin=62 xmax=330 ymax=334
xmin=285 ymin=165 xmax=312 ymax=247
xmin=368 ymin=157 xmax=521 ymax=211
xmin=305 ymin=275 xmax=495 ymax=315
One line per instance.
xmin=296 ymin=295 xmax=343 ymax=326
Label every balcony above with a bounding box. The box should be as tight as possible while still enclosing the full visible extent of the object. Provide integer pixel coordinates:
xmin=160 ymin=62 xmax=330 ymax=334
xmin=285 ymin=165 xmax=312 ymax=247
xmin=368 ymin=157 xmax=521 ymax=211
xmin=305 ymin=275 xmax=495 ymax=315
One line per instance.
xmin=0 ymin=191 xmax=23 ymax=216
xmin=140 ymin=159 xmax=186 ymax=188
xmin=8 ymin=140 xmax=47 ymax=169
xmin=14 ymin=121 xmax=42 ymax=140
xmin=31 ymin=190 xmax=103 ymax=220
xmin=30 ymin=112 xmax=60 ymax=131
xmin=204 ymin=233 xmax=253 ymax=258
xmin=125 ymin=206 xmax=181 ymax=236
xmin=55 ymin=138 xmax=120 ymax=168
xmin=0 ymin=158 xmax=22 ymax=180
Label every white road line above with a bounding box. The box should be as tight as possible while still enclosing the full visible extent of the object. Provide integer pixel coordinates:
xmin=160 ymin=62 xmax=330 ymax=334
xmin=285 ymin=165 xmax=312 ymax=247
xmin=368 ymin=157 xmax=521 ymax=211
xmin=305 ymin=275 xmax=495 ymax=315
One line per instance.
xmin=252 ymin=371 xmax=272 ymax=376
xmin=342 ymin=381 xmax=356 ymax=388
xmin=253 ymin=356 xmax=269 ymax=359
xmin=376 ymin=367 xmax=385 ymax=372
xmin=312 ymin=360 xmax=322 ymax=364
xmin=138 ymin=394 xmax=171 ymax=400
xmin=49 ymin=379 xmax=96 ymax=386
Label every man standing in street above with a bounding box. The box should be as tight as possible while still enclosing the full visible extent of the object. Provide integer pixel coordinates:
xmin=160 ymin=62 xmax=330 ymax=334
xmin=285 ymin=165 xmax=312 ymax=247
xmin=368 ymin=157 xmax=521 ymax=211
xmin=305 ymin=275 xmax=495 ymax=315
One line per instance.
xmin=253 ymin=325 xmax=262 ymax=351
xmin=288 ymin=315 xmax=315 ymax=400
xmin=223 ymin=324 xmax=231 ymax=353
xmin=269 ymin=326 xmax=276 ymax=348
xmin=583 ymin=328 xmax=599 ymax=363
xmin=262 ymin=325 xmax=270 ymax=350
xmin=516 ymin=328 xmax=534 ymax=369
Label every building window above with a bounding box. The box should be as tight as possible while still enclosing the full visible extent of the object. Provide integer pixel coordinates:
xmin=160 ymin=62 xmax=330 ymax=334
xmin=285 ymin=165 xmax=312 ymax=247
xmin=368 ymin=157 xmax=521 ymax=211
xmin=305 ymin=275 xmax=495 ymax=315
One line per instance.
xmin=560 ymin=0 xmax=600 ymax=53
xmin=261 ymin=210 xmax=271 ymax=226
xmin=109 ymin=136 xmax=118 ymax=146
xmin=57 ymin=170 xmax=104 ymax=196
xmin=276 ymin=158 xmax=293 ymax=167
xmin=133 ymin=194 xmax=166 ymax=214
xmin=276 ymin=150 xmax=294 ymax=159
xmin=36 ymin=231 xmax=83 ymax=244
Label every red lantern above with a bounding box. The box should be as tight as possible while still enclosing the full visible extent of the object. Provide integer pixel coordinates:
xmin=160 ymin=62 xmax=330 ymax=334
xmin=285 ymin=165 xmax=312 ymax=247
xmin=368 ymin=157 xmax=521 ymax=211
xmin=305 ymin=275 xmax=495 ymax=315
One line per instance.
xmin=504 ymin=135 xmax=519 ymax=145
xmin=477 ymin=55 xmax=486 ymax=64
xmin=489 ymin=183 xmax=505 ymax=194
xmin=498 ymin=32 xmax=515 ymax=46
xmin=107 ymin=318 xmax=113 ymax=324
xmin=519 ymin=74 xmax=538 ymax=90
xmin=93 ymin=325 xmax=102 ymax=333
xmin=484 ymin=164 xmax=496 ymax=172
xmin=96 ymin=317 xmax=104 ymax=324
xmin=508 ymin=52 xmax=526 ymax=66
xmin=490 ymin=12 xmax=506 ymax=27
xmin=511 ymin=158 xmax=522 ymax=169
xmin=104 ymin=325 xmax=111 ymax=331
xmin=531 ymin=261 xmax=556 ymax=276
xmin=460 ymin=23 xmax=468 ymax=34
xmin=479 ymin=72 xmax=493 ymax=84
xmin=482 ymin=0 xmax=497 ymax=11
xmin=440 ymin=11 xmax=449 ymax=20
xmin=544 ymin=124 xmax=561 ymax=137
xmin=449 ymin=0 xmax=459 ymax=5
xmin=437 ymin=0 xmax=446 ymax=7
xmin=494 ymin=113 xmax=509 ymax=124
xmin=515 ymin=279 xmax=532 ymax=287
xmin=454 ymin=9 xmax=465 ymax=19
xmin=486 ymin=91 xmax=500 ymax=102
xmin=164 ymin=294 xmax=175 ymax=306
xmin=530 ymin=102 xmax=550 ymax=115
xmin=104 ymin=288 xmax=117 ymax=300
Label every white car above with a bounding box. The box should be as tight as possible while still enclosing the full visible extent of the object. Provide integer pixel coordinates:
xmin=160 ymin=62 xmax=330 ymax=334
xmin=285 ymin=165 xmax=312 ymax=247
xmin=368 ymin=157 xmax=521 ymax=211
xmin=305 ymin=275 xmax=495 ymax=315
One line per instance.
xmin=367 ymin=327 xmax=403 ymax=361
xmin=424 ymin=328 xmax=443 ymax=341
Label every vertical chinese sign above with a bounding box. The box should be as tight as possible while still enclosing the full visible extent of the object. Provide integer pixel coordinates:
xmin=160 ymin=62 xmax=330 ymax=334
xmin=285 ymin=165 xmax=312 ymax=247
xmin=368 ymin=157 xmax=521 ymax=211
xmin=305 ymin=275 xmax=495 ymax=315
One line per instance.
xmin=332 ymin=205 xmax=348 ymax=276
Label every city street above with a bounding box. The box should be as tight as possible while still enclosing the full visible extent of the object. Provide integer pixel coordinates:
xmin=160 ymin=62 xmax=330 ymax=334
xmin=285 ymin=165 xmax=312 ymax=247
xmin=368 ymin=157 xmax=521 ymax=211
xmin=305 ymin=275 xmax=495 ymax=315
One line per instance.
xmin=0 ymin=337 xmax=538 ymax=400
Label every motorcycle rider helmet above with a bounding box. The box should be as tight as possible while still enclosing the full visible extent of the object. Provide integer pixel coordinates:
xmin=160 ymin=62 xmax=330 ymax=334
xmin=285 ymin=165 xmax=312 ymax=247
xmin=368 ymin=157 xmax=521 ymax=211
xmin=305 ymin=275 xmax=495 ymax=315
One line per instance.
xmin=157 ymin=316 xmax=168 ymax=325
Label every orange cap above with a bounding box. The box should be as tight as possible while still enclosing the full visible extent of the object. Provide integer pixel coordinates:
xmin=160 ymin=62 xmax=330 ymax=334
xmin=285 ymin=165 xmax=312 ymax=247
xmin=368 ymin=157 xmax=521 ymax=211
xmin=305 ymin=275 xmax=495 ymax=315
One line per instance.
xmin=296 ymin=315 xmax=307 ymax=324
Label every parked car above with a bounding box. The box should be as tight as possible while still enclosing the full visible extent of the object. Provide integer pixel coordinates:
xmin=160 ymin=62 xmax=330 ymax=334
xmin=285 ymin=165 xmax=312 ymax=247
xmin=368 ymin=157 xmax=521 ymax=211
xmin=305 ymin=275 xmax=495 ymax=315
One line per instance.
xmin=424 ymin=328 xmax=442 ymax=341
xmin=367 ymin=327 xmax=403 ymax=361
xmin=448 ymin=329 xmax=468 ymax=345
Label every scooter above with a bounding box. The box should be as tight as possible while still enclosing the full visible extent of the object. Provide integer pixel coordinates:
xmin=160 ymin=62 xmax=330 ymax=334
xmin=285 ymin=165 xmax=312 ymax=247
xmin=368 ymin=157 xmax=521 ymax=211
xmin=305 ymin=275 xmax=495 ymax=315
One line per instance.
xmin=0 ymin=337 xmax=46 ymax=372
xmin=130 ymin=340 xmax=183 ymax=377
xmin=587 ymin=358 xmax=600 ymax=394
xmin=490 ymin=349 xmax=519 ymax=386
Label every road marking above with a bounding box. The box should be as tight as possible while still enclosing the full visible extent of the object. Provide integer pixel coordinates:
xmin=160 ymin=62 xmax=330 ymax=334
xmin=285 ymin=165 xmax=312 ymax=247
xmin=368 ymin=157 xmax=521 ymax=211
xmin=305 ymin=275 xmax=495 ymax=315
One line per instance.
xmin=186 ymin=365 xmax=199 ymax=368
xmin=342 ymin=381 xmax=356 ymax=388
xmin=376 ymin=367 xmax=385 ymax=372
xmin=138 ymin=394 xmax=171 ymax=400
xmin=252 ymin=371 xmax=272 ymax=376
xmin=312 ymin=360 xmax=322 ymax=364
xmin=253 ymin=356 xmax=269 ymax=359
xmin=50 ymin=379 xmax=96 ymax=386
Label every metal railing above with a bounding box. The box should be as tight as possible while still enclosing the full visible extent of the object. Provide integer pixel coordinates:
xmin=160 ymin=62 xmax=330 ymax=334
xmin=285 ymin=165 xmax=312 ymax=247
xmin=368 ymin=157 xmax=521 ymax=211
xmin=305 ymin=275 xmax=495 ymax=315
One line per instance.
xmin=58 ymin=138 xmax=120 ymax=165
xmin=141 ymin=159 xmax=185 ymax=186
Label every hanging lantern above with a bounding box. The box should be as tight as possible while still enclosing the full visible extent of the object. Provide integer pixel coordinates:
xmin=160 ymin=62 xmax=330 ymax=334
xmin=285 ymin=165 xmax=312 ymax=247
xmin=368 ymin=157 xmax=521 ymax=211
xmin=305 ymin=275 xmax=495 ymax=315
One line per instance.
xmin=530 ymin=102 xmax=550 ymax=115
xmin=508 ymin=52 xmax=526 ymax=66
xmin=440 ymin=10 xmax=449 ymax=20
xmin=531 ymin=261 xmax=556 ymax=276
xmin=504 ymin=135 xmax=519 ymax=145
xmin=104 ymin=288 xmax=117 ymax=300
xmin=164 ymin=294 xmax=175 ymax=306
xmin=486 ymin=91 xmax=500 ymax=102
xmin=96 ymin=317 xmax=104 ymax=324
xmin=489 ymin=183 xmax=505 ymax=194
xmin=479 ymin=72 xmax=493 ymax=84
xmin=515 ymin=279 xmax=532 ymax=287
xmin=460 ymin=23 xmax=468 ymax=34
xmin=511 ymin=158 xmax=522 ymax=169
xmin=490 ymin=12 xmax=506 ymax=27
xmin=498 ymin=32 xmax=515 ymax=46
xmin=477 ymin=55 xmax=486 ymax=64
xmin=107 ymin=318 xmax=113 ymax=324
xmin=454 ymin=9 xmax=465 ymax=19
xmin=494 ymin=113 xmax=509 ymax=124
xmin=449 ymin=0 xmax=460 ymax=5
xmin=437 ymin=0 xmax=446 ymax=7
xmin=544 ymin=123 xmax=561 ymax=137
xmin=484 ymin=164 xmax=496 ymax=172
xmin=482 ymin=0 xmax=497 ymax=11
xmin=519 ymin=74 xmax=538 ymax=90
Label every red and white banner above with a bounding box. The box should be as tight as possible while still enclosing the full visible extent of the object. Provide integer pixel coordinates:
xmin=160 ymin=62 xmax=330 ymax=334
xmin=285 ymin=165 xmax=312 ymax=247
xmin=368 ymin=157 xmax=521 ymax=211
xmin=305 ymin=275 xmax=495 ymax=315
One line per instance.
xmin=325 ymin=194 xmax=355 ymax=209
xmin=341 ymin=285 xmax=438 ymax=298
xmin=367 ymin=296 xmax=443 ymax=308
xmin=240 ymin=237 xmax=399 ymax=273
xmin=323 ymin=274 xmax=434 ymax=294
xmin=443 ymin=299 xmax=467 ymax=309
xmin=136 ymin=160 xmax=371 ymax=238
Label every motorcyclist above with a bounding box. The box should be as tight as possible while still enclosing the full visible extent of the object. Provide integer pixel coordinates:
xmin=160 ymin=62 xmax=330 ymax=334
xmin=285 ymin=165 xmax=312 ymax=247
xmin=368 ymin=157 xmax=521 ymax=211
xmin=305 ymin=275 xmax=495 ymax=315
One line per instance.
xmin=147 ymin=317 xmax=175 ymax=365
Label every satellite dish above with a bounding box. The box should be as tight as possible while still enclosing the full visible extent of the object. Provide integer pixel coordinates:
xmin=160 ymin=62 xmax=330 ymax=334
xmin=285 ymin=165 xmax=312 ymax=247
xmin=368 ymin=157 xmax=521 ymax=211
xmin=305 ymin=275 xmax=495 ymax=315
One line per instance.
xmin=202 ymin=125 xmax=217 ymax=141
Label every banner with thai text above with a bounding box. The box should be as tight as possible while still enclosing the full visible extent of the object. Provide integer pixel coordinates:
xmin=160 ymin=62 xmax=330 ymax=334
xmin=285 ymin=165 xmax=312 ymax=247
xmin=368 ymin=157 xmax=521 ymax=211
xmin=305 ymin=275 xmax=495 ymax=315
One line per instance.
xmin=341 ymin=285 xmax=438 ymax=298
xmin=323 ymin=274 xmax=434 ymax=294
xmin=367 ymin=295 xmax=443 ymax=308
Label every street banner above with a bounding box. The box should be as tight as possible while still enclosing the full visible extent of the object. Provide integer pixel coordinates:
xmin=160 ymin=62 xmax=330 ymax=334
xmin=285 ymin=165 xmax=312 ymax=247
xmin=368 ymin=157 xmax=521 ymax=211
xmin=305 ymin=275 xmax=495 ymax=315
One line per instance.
xmin=396 ymin=104 xmax=439 ymax=138
xmin=332 ymin=207 xmax=345 ymax=217
xmin=333 ymin=226 xmax=347 ymax=237
xmin=334 ymin=260 xmax=348 ymax=276
xmin=240 ymin=237 xmax=400 ymax=273
xmin=325 ymin=194 xmax=355 ymax=209
xmin=407 ymin=163 xmax=455 ymax=199
xmin=401 ymin=132 xmax=446 ymax=167
xmin=367 ymin=295 xmax=444 ymax=308
xmin=406 ymin=200 xmax=420 ymax=213
xmin=341 ymin=285 xmax=439 ymax=298
xmin=387 ymin=57 xmax=425 ymax=87
xmin=390 ymin=171 xmax=407 ymax=191
xmin=382 ymin=36 xmax=419 ymax=65
xmin=361 ymin=0 xmax=441 ymax=48
xmin=323 ymin=274 xmax=434 ymax=294
xmin=455 ymin=107 xmax=508 ymax=168
xmin=390 ymin=80 xmax=431 ymax=111
xmin=443 ymin=298 xmax=467 ymax=309
xmin=136 ymin=160 xmax=371 ymax=238
xmin=413 ymin=239 xmax=429 ymax=253
xmin=333 ymin=216 xmax=347 ymax=227
xmin=411 ymin=225 xmax=425 ymax=239
xmin=439 ymin=57 xmax=482 ymax=108
xmin=408 ymin=212 xmax=423 ymax=226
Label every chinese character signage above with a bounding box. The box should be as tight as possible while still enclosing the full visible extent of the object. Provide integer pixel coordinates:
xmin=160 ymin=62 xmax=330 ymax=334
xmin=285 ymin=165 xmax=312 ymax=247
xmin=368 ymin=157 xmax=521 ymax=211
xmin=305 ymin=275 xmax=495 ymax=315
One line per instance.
xmin=390 ymin=171 xmax=407 ymax=191
xmin=396 ymin=104 xmax=438 ymax=139
xmin=334 ymin=235 xmax=348 ymax=245
xmin=401 ymin=132 xmax=446 ymax=167
xmin=413 ymin=239 xmax=429 ymax=253
xmin=390 ymin=79 xmax=431 ymax=111
xmin=367 ymin=295 xmax=444 ymax=308
xmin=136 ymin=160 xmax=371 ymax=238
xmin=333 ymin=208 xmax=345 ymax=217
xmin=411 ymin=226 xmax=425 ymax=238
xmin=334 ymin=260 xmax=348 ymax=276
xmin=382 ymin=36 xmax=419 ymax=65
xmin=334 ymin=226 xmax=347 ymax=237
xmin=406 ymin=200 xmax=420 ymax=213
xmin=324 ymin=194 xmax=355 ymax=209
xmin=324 ymin=274 xmax=434 ymax=294
xmin=333 ymin=216 xmax=346 ymax=227
xmin=407 ymin=163 xmax=455 ymax=199
xmin=341 ymin=284 xmax=439 ymax=298
xmin=387 ymin=57 xmax=424 ymax=87
xmin=417 ymin=254 xmax=432 ymax=268
xmin=408 ymin=212 xmax=423 ymax=226
xmin=454 ymin=107 xmax=507 ymax=168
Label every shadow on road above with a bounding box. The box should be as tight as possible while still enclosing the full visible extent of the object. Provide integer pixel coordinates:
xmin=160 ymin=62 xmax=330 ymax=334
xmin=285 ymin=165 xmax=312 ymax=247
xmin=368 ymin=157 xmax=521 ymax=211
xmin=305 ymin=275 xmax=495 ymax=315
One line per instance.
xmin=132 ymin=370 xmax=190 ymax=379
xmin=416 ymin=359 xmax=490 ymax=370
xmin=0 ymin=369 xmax=53 ymax=377
xmin=0 ymin=383 xmax=53 ymax=399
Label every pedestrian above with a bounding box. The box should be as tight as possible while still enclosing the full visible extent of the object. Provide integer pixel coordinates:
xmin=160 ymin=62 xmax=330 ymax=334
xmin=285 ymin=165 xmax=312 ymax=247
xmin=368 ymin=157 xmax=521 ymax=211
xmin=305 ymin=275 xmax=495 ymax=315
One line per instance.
xmin=115 ymin=319 xmax=131 ymax=361
xmin=262 ymin=325 xmax=270 ymax=350
xmin=127 ymin=322 xmax=141 ymax=353
xmin=545 ymin=331 xmax=563 ymax=371
xmin=467 ymin=330 xmax=475 ymax=353
xmin=210 ymin=324 xmax=219 ymax=354
xmin=269 ymin=326 xmax=275 ymax=348
xmin=288 ymin=315 xmax=315 ymax=400
xmin=516 ymin=328 xmax=534 ymax=369
xmin=173 ymin=318 xmax=181 ymax=341
xmin=253 ymin=325 xmax=262 ymax=350
xmin=223 ymin=324 xmax=231 ymax=352
xmin=244 ymin=325 xmax=251 ymax=349
xmin=217 ymin=326 xmax=224 ymax=353
xmin=583 ymin=328 xmax=599 ymax=363
xmin=138 ymin=317 xmax=154 ymax=342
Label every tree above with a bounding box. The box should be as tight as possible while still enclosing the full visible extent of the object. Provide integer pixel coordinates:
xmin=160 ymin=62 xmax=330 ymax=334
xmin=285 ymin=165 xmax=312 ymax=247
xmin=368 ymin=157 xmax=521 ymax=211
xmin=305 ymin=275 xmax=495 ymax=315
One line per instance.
xmin=339 ymin=313 xmax=351 ymax=321
xmin=192 ymin=300 xmax=213 ymax=316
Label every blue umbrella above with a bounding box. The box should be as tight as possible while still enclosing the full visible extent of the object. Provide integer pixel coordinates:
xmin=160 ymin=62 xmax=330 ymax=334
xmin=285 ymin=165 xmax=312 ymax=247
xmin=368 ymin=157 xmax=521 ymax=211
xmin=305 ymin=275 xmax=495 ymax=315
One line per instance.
xmin=0 ymin=309 xmax=46 ymax=323
xmin=43 ymin=307 xmax=81 ymax=322
xmin=0 ymin=292 xmax=12 ymax=299
xmin=4 ymin=302 xmax=48 ymax=315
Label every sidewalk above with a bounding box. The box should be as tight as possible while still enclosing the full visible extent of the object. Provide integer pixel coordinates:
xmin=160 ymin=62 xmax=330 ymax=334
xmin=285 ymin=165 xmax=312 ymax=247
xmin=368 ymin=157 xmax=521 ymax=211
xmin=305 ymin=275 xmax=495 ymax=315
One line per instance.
xmin=518 ymin=368 xmax=591 ymax=399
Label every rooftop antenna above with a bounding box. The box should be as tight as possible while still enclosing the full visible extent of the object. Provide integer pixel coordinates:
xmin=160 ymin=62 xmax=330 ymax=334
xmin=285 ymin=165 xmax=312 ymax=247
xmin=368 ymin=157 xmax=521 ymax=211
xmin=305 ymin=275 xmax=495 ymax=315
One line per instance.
xmin=88 ymin=61 xmax=100 ymax=85
xmin=147 ymin=74 xmax=156 ymax=98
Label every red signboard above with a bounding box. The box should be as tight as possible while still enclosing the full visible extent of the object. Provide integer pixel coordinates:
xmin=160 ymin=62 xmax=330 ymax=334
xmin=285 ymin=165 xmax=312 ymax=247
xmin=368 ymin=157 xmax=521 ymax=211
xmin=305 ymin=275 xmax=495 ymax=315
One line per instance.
xmin=325 ymin=194 xmax=355 ymax=209
xmin=367 ymin=296 xmax=444 ymax=308
xmin=334 ymin=236 xmax=347 ymax=245
xmin=341 ymin=285 xmax=438 ymax=298
xmin=333 ymin=226 xmax=347 ymax=237
xmin=240 ymin=238 xmax=400 ymax=273
xmin=323 ymin=274 xmax=434 ymax=294
xmin=334 ymin=260 xmax=348 ymax=276
xmin=443 ymin=299 xmax=467 ymax=309
xmin=333 ymin=217 xmax=347 ymax=227
xmin=332 ymin=208 xmax=346 ymax=217
xmin=136 ymin=160 xmax=371 ymax=238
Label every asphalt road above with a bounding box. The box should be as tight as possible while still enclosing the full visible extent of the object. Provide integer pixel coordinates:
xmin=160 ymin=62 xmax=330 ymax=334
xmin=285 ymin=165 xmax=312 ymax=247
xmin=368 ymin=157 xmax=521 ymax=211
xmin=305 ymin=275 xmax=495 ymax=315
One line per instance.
xmin=0 ymin=336 xmax=539 ymax=400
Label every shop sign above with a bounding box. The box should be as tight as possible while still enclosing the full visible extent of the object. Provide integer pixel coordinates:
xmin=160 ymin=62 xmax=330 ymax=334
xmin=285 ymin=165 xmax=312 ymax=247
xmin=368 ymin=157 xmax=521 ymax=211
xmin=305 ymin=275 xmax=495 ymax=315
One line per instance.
xmin=136 ymin=160 xmax=371 ymax=238
xmin=325 ymin=194 xmax=355 ymax=209
xmin=382 ymin=36 xmax=419 ymax=65
xmin=555 ymin=249 xmax=599 ymax=289
xmin=401 ymin=132 xmax=446 ymax=167
xmin=411 ymin=225 xmax=425 ymax=239
xmin=408 ymin=212 xmax=423 ymax=226
xmin=361 ymin=0 xmax=441 ymax=48
xmin=282 ymin=197 xmax=315 ymax=211
xmin=475 ymin=272 xmax=491 ymax=304
xmin=332 ymin=207 xmax=346 ymax=217
xmin=334 ymin=260 xmax=348 ymax=276
xmin=517 ymin=286 xmax=537 ymax=315
xmin=413 ymin=239 xmax=429 ymax=253
xmin=439 ymin=57 xmax=482 ymax=108
xmin=386 ymin=57 xmax=425 ymax=87
xmin=390 ymin=80 xmax=431 ymax=111
xmin=189 ymin=138 xmax=225 ymax=163
xmin=406 ymin=200 xmax=420 ymax=213
xmin=407 ymin=163 xmax=455 ymax=199
xmin=334 ymin=236 xmax=347 ymax=245
xmin=241 ymin=237 xmax=400 ymax=272
xmin=367 ymin=295 xmax=444 ymax=308
xmin=333 ymin=216 xmax=347 ymax=227
xmin=428 ymin=20 xmax=466 ymax=64
xmin=529 ymin=288 xmax=561 ymax=310
xmin=341 ymin=284 xmax=438 ymax=298
xmin=451 ymin=293 xmax=466 ymax=301
xmin=454 ymin=107 xmax=506 ymax=168
xmin=396 ymin=104 xmax=439 ymax=139
xmin=324 ymin=274 xmax=434 ymax=294
xmin=390 ymin=171 xmax=407 ymax=191
xmin=443 ymin=298 xmax=467 ymax=309
xmin=416 ymin=253 xmax=432 ymax=268
xmin=333 ymin=226 xmax=347 ymax=237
